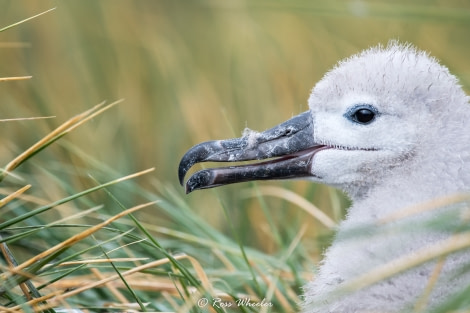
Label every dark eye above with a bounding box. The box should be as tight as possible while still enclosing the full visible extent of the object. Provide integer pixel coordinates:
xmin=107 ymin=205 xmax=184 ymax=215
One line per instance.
xmin=346 ymin=105 xmax=379 ymax=125
xmin=352 ymin=108 xmax=375 ymax=124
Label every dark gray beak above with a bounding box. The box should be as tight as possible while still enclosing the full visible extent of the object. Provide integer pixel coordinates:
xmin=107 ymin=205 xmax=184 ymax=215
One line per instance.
xmin=178 ymin=111 xmax=325 ymax=193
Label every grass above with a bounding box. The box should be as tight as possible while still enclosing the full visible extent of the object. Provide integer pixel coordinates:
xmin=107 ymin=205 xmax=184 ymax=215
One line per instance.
xmin=0 ymin=1 xmax=469 ymax=312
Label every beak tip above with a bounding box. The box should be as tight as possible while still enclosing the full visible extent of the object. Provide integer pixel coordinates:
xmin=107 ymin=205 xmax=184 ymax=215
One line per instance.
xmin=178 ymin=161 xmax=191 ymax=186
xmin=178 ymin=142 xmax=215 ymax=188
xmin=183 ymin=170 xmax=214 ymax=194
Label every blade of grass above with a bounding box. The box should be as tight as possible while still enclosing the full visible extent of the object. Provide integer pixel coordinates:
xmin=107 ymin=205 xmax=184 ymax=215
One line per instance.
xmin=88 ymin=175 xmax=227 ymax=312
xmin=88 ymin=175 xmax=206 ymax=288
xmin=89 ymin=267 xmax=128 ymax=304
xmin=252 ymin=184 xmax=283 ymax=250
xmin=59 ymin=257 xmax=148 ymax=266
xmin=38 ymin=228 xmax=138 ymax=276
xmin=0 ymin=239 xmax=39 ymax=301
xmin=7 ymin=290 xmax=62 ymax=313
xmin=0 ymin=100 xmax=122 ymax=182
xmin=1 ymin=206 xmax=103 ymax=244
xmin=7 ymin=200 xmax=158 ymax=275
xmin=0 ymin=8 xmax=56 ymax=33
xmin=243 ymin=185 xmax=336 ymax=229
xmin=334 ymin=231 xmax=470 ymax=299
xmin=2 ymin=201 xmax=159 ymax=308
xmin=261 ymin=223 xmax=308 ymax=313
xmin=380 ymin=193 xmax=470 ymax=224
xmin=35 ymin=263 xmax=88 ymax=293
xmin=0 ymin=204 xmax=104 ymax=235
xmin=0 ymin=116 xmax=55 ymax=122
xmin=30 ymin=254 xmax=190 ymax=312
xmin=96 ymin=239 xmax=147 ymax=311
xmin=0 ymin=168 xmax=154 ymax=231
xmin=413 ymin=257 xmax=447 ymax=312
xmin=219 ymin=199 xmax=262 ymax=296
xmin=0 ymin=185 xmax=31 ymax=209
xmin=0 ymin=76 xmax=32 ymax=82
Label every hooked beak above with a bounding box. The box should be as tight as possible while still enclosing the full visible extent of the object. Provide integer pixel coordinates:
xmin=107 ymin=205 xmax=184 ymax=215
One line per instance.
xmin=178 ymin=111 xmax=326 ymax=193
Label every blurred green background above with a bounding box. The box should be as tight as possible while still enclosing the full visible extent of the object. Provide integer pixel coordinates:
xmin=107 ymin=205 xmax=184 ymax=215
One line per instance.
xmin=1 ymin=0 xmax=470 ymax=261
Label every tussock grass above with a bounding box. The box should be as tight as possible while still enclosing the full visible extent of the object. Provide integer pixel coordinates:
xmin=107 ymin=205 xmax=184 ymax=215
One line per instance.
xmin=0 ymin=76 xmax=32 ymax=82
xmin=1 ymin=2 xmax=470 ymax=313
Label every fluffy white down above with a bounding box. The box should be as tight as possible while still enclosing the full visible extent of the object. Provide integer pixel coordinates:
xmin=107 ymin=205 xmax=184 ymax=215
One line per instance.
xmin=302 ymin=42 xmax=470 ymax=312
